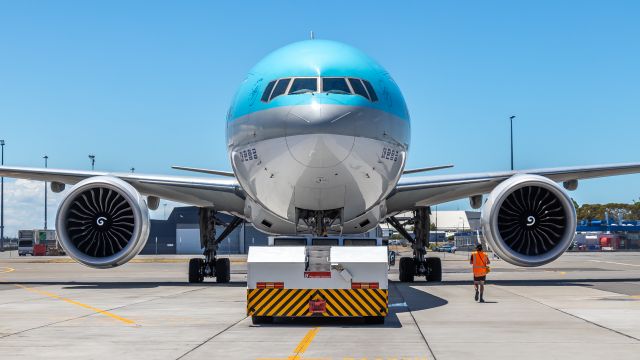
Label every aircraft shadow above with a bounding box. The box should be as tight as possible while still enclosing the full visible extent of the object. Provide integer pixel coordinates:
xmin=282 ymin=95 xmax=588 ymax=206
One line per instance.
xmin=5 ymin=279 xmax=457 ymax=328
xmin=4 ymin=281 xmax=247 ymax=289
xmin=262 ymin=315 xmax=400 ymax=328
xmin=390 ymin=281 xmax=449 ymax=311
xmin=419 ymin=278 xmax=640 ymax=287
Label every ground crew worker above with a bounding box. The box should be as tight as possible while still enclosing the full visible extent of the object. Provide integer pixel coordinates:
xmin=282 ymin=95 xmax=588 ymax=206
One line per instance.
xmin=470 ymin=244 xmax=490 ymax=302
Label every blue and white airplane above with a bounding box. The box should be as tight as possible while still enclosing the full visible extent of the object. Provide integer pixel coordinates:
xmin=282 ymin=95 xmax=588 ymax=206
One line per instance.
xmin=2 ymin=40 xmax=640 ymax=282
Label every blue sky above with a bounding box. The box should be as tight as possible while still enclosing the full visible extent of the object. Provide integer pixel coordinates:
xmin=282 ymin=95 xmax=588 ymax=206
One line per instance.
xmin=1 ymin=1 xmax=639 ymax=234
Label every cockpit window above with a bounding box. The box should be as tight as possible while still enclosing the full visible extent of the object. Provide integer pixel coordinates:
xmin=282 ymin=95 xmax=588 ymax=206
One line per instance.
xmin=270 ymin=78 xmax=291 ymax=100
xmin=322 ymin=78 xmax=351 ymax=95
xmin=289 ymin=78 xmax=318 ymax=95
xmin=261 ymin=80 xmax=276 ymax=102
xmin=362 ymin=80 xmax=378 ymax=102
xmin=348 ymin=78 xmax=369 ymax=100
xmin=261 ymin=77 xmax=378 ymax=102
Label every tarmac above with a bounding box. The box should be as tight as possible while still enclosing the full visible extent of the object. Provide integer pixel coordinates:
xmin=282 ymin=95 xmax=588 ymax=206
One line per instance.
xmin=1 ymin=250 xmax=640 ymax=360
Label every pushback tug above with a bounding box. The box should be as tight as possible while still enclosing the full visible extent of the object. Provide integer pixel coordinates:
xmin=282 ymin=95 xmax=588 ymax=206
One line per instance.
xmin=247 ymin=237 xmax=389 ymax=324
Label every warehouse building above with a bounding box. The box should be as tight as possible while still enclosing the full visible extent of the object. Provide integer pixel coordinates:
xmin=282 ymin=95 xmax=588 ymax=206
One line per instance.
xmin=141 ymin=207 xmax=269 ymax=255
xmin=574 ymin=220 xmax=640 ymax=250
xmin=380 ymin=210 xmax=480 ymax=244
xmin=141 ymin=206 xmax=382 ymax=255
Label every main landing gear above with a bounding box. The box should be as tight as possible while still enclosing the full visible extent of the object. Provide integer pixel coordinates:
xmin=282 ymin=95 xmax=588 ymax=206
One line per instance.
xmin=387 ymin=207 xmax=442 ymax=282
xmin=188 ymin=207 xmax=243 ymax=284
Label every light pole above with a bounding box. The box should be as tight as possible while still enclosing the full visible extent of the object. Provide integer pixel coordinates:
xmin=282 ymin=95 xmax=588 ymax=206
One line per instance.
xmin=1 ymin=139 xmax=4 ymax=248
xmin=510 ymin=115 xmax=516 ymax=170
xmin=43 ymin=155 xmax=48 ymax=230
xmin=88 ymin=154 xmax=95 ymax=170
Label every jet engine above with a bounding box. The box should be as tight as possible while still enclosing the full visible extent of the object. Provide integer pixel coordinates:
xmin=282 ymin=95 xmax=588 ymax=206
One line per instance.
xmin=55 ymin=176 xmax=150 ymax=268
xmin=481 ymin=174 xmax=576 ymax=267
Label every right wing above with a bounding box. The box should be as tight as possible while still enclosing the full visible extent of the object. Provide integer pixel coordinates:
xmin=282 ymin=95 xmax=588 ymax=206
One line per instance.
xmin=386 ymin=162 xmax=640 ymax=213
xmin=0 ymin=166 xmax=246 ymax=214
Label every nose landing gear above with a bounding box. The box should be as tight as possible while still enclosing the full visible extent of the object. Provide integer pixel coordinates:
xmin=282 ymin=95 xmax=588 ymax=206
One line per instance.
xmin=188 ymin=208 xmax=242 ymax=283
xmin=295 ymin=208 xmax=343 ymax=236
xmin=387 ymin=207 xmax=442 ymax=282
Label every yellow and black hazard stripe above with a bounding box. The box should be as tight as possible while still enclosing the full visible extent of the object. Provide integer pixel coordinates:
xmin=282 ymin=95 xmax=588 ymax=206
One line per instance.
xmin=247 ymin=288 xmax=388 ymax=317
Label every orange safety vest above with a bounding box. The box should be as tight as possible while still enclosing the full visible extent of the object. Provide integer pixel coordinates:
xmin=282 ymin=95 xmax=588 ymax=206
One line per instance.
xmin=471 ymin=251 xmax=489 ymax=277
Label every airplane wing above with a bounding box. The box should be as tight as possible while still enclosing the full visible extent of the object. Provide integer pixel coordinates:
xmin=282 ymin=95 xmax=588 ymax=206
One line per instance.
xmin=0 ymin=166 xmax=245 ymax=214
xmin=386 ymin=162 xmax=640 ymax=213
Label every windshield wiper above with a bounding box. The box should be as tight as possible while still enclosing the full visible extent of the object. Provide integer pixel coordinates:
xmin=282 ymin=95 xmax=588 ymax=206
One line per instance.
xmin=289 ymin=89 xmax=315 ymax=95
xmin=325 ymin=90 xmax=352 ymax=95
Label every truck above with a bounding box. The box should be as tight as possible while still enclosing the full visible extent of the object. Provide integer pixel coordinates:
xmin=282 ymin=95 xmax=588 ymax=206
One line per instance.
xmin=17 ymin=229 xmax=63 ymax=256
xmin=18 ymin=239 xmax=34 ymax=256
xmin=18 ymin=230 xmax=34 ymax=256
xmin=247 ymin=236 xmax=389 ymax=324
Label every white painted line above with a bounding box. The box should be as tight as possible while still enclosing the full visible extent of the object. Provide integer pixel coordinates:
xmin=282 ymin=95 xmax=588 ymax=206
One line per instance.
xmin=589 ymin=260 xmax=640 ymax=267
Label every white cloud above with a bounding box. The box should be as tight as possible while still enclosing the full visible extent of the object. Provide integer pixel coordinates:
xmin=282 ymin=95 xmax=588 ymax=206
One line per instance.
xmin=0 ymin=179 xmax=186 ymax=238
xmin=0 ymin=179 xmax=68 ymax=238
xmin=149 ymin=200 xmax=185 ymax=220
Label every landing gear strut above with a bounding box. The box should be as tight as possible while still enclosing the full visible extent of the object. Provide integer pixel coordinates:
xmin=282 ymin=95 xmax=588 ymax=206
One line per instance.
xmin=387 ymin=207 xmax=442 ymax=282
xmin=188 ymin=207 xmax=242 ymax=283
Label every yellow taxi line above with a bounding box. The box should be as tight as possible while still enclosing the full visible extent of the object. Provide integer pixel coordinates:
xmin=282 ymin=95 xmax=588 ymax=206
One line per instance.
xmin=14 ymin=284 xmax=137 ymax=326
xmin=256 ymin=327 xmax=320 ymax=360
xmin=289 ymin=327 xmax=319 ymax=360
xmin=543 ymin=270 xmax=567 ymax=275
xmin=0 ymin=266 xmax=16 ymax=273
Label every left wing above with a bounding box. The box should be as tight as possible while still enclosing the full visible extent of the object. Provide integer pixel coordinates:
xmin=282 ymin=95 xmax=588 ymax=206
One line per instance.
xmin=386 ymin=162 xmax=640 ymax=213
xmin=0 ymin=166 xmax=245 ymax=214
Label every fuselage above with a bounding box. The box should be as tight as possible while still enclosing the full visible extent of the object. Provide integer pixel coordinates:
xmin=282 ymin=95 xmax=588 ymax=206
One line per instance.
xmin=226 ymin=40 xmax=410 ymax=234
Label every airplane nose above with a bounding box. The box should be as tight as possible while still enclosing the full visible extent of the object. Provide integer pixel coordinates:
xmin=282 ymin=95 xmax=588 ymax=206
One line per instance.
xmin=285 ymin=96 xmax=355 ymax=168
xmin=287 ymin=96 xmax=352 ymax=126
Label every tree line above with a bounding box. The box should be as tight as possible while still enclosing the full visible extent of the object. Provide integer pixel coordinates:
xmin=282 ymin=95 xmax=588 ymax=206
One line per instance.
xmin=573 ymin=198 xmax=640 ymax=221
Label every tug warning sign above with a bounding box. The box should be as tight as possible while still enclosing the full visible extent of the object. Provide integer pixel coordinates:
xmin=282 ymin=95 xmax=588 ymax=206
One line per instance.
xmin=304 ymin=271 xmax=331 ymax=278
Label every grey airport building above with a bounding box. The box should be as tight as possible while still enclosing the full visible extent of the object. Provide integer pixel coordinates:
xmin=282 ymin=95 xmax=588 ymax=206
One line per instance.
xmin=141 ymin=206 xmax=381 ymax=255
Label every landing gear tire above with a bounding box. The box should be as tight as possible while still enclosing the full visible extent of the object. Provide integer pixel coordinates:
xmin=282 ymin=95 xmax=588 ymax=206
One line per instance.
xmin=426 ymin=257 xmax=442 ymax=282
xmin=215 ymin=258 xmax=231 ymax=283
xmin=399 ymin=257 xmax=415 ymax=282
xmin=189 ymin=258 xmax=204 ymax=283
xmin=364 ymin=316 xmax=385 ymax=325
xmin=251 ymin=316 xmax=273 ymax=325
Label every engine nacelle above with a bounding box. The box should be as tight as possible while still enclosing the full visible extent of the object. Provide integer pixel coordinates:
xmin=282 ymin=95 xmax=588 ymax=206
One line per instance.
xmin=55 ymin=176 xmax=150 ymax=268
xmin=481 ymin=174 xmax=576 ymax=267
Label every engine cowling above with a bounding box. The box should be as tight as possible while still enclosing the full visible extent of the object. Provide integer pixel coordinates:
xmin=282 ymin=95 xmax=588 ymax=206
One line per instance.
xmin=55 ymin=176 xmax=150 ymax=268
xmin=481 ymin=174 xmax=576 ymax=267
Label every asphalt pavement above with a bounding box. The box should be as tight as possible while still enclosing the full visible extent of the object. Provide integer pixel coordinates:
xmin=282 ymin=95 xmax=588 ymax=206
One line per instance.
xmin=1 ymin=250 xmax=640 ymax=359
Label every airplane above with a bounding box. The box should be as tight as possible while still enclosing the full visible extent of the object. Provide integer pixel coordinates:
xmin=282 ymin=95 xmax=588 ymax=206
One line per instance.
xmin=1 ymin=39 xmax=639 ymax=283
